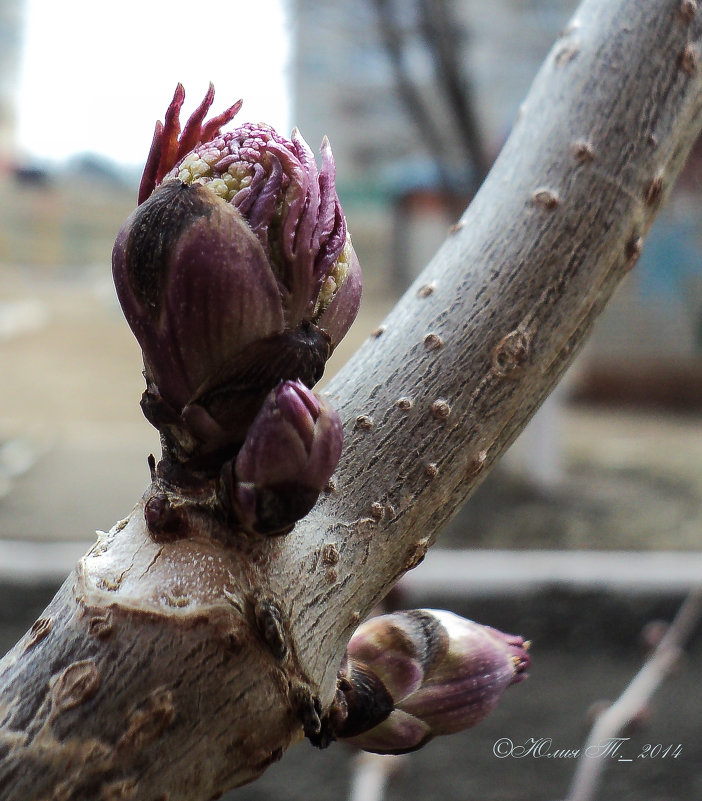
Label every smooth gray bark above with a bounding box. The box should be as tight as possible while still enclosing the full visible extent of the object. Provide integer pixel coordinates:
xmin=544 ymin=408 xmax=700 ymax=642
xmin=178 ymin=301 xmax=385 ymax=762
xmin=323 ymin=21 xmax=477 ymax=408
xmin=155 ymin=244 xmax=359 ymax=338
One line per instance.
xmin=1 ymin=1 xmax=701 ymax=799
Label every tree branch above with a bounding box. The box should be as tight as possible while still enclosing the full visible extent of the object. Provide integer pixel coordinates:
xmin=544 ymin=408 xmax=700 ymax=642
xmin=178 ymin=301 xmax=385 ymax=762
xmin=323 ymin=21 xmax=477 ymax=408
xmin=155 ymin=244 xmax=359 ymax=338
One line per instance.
xmin=564 ymin=586 xmax=702 ymax=801
xmin=1 ymin=1 xmax=702 ymax=799
xmin=372 ymin=0 xmax=459 ymax=194
xmin=417 ymin=0 xmax=490 ymax=183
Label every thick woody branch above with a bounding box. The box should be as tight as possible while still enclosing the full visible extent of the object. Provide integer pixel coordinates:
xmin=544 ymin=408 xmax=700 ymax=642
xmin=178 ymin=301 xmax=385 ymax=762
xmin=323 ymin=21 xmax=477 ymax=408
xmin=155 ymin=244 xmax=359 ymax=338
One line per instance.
xmin=1 ymin=1 xmax=701 ymax=799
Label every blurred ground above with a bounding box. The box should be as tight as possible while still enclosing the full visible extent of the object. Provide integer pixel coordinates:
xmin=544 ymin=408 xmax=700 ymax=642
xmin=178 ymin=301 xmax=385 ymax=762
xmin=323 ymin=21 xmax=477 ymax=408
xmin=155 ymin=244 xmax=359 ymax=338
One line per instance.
xmin=0 ymin=261 xmax=395 ymax=540
xmin=2 ymin=260 xmax=702 ymax=549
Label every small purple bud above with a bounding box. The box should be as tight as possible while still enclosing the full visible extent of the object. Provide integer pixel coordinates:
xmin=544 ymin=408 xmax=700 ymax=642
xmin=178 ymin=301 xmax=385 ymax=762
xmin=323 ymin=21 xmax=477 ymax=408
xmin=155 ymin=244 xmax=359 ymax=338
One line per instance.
xmin=338 ymin=610 xmax=531 ymax=754
xmin=229 ymin=380 xmax=343 ymax=535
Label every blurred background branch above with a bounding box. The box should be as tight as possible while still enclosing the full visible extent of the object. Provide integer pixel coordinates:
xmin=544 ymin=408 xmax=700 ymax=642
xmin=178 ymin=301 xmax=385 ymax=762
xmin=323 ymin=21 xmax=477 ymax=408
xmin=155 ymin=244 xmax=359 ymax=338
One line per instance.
xmin=565 ymin=586 xmax=702 ymax=801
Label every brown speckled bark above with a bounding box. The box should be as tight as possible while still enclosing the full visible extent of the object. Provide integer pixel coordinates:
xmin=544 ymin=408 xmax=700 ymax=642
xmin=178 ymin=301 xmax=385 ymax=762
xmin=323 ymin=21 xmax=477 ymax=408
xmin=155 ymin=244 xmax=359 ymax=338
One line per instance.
xmin=2 ymin=1 xmax=702 ymax=798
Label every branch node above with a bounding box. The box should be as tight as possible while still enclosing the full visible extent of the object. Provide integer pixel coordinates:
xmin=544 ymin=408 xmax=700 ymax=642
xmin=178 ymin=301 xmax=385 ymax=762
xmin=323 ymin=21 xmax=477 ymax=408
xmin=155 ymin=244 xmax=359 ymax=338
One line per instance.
xmin=355 ymin=414 xmax=374 ymax=431
xmin=644 ymin=173 xmax=665 ymax=205
xmin=678 ymin=0 xmax=698 ymax=23
xmin=253 ymin=596 xmax=288 ymax=662
xmin=492 ymin=330 xmax=531 ymax=376
xmin=52 ymin=660 xmax=101 ymax=713
xmin=625 ymin=234 xmax=644 ymax=270
xmin=571 ymin=139 xmax=596 ymax=163
xmin=532 ymin=187 xmax=561 ymax=209
xmin=430 ymin=399 xmax=451 ymax=420
xmin=679 ymin=43 xmax=698 ymax=75
xmin=291 ymin=682 xmax=323 ymax=742
xmin=417 ymin=283 xmax=435 ymax=298
xmin=467 ymin=450 xmax=488 ymax=477
xmin=87 ymin=610 xmax=114 ymax=640
xmin=554 ymin=44 xmax=580 ymax=67
xmin=405 ymin=537 xmax=430 ymax=571
xmin=321 ymin=542 xmax=340 ymax=565
xmin=26 ymin=616 xmax=53 ymax=650
xmin=397 ymin=396 xmax=414 ymax=410
xmin=423 ymin=332 xmax=444 ymax=351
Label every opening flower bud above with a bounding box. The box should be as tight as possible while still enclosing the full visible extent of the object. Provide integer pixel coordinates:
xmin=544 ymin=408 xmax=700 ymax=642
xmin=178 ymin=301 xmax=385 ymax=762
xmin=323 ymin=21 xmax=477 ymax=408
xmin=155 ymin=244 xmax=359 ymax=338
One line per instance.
xmin=228 ymin=380 xmax=343 ymax=535
xmin=161 ymin=119 xmax=362 ymax=348
xmin=112 ymin=86 xmax=361 ymax=461
xmin=337 ymin=610 xmax=530 ymax=754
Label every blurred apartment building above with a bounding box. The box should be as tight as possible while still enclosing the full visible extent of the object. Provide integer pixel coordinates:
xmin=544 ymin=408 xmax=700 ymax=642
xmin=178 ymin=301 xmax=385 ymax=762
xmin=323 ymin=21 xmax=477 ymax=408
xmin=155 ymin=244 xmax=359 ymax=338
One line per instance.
xmin=292 ymin=0 xmax=702 ymax=407
xmin=291 ymin=0 xmax=583 ymax=289
xmin=292 ymin=0 xmax=572 ymax=196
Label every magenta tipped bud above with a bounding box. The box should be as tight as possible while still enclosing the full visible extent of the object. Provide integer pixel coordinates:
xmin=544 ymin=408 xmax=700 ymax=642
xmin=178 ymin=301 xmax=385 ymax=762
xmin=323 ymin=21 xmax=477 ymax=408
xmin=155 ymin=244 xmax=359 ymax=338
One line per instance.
xmin=113 ymin=86 xmax=362 ymax=461
xmin=156 ymin=87 xmax=362 ymax=347
xmin=337 ymin=610 xmax=530 ymax=754
xmin=229 ymin=380 xmax=343 ymax=535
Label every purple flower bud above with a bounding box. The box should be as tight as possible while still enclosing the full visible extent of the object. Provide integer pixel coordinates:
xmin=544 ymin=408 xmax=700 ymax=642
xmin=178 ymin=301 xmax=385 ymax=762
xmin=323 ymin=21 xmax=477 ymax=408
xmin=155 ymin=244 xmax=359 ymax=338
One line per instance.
xmin=142 ymin=85 xmax=362 ymax=349
xmin=138 ymin=83 xmax=242 ymax=206
xmin=113 ymin=182 xmax=285 ymax=415
xmin=229 ymin=380 xmax=342 ymax=535
xmin=337 ymin=610 xmax=530 ymax=754
xmin=113 ymin=86 xmax=361 ymax=457
xmin=112 ymin=84 xmax=361 ymax=456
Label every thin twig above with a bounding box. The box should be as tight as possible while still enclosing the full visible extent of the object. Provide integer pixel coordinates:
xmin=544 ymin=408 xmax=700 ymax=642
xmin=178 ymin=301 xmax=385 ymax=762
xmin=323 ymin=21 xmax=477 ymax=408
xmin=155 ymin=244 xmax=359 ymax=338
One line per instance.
xmin=417 ymin=0 xmax=490 ymax=184
xmin=564 ymin=587 xmax=702 ymax=801
xmin=372 ymin=0 xmax=457 ymax=195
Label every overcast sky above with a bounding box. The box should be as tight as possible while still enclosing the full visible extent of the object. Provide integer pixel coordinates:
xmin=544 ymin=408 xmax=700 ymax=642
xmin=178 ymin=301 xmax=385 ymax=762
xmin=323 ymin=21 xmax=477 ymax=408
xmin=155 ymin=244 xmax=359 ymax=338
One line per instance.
xmin=15 ymin=0 xmax=291 ymax=167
